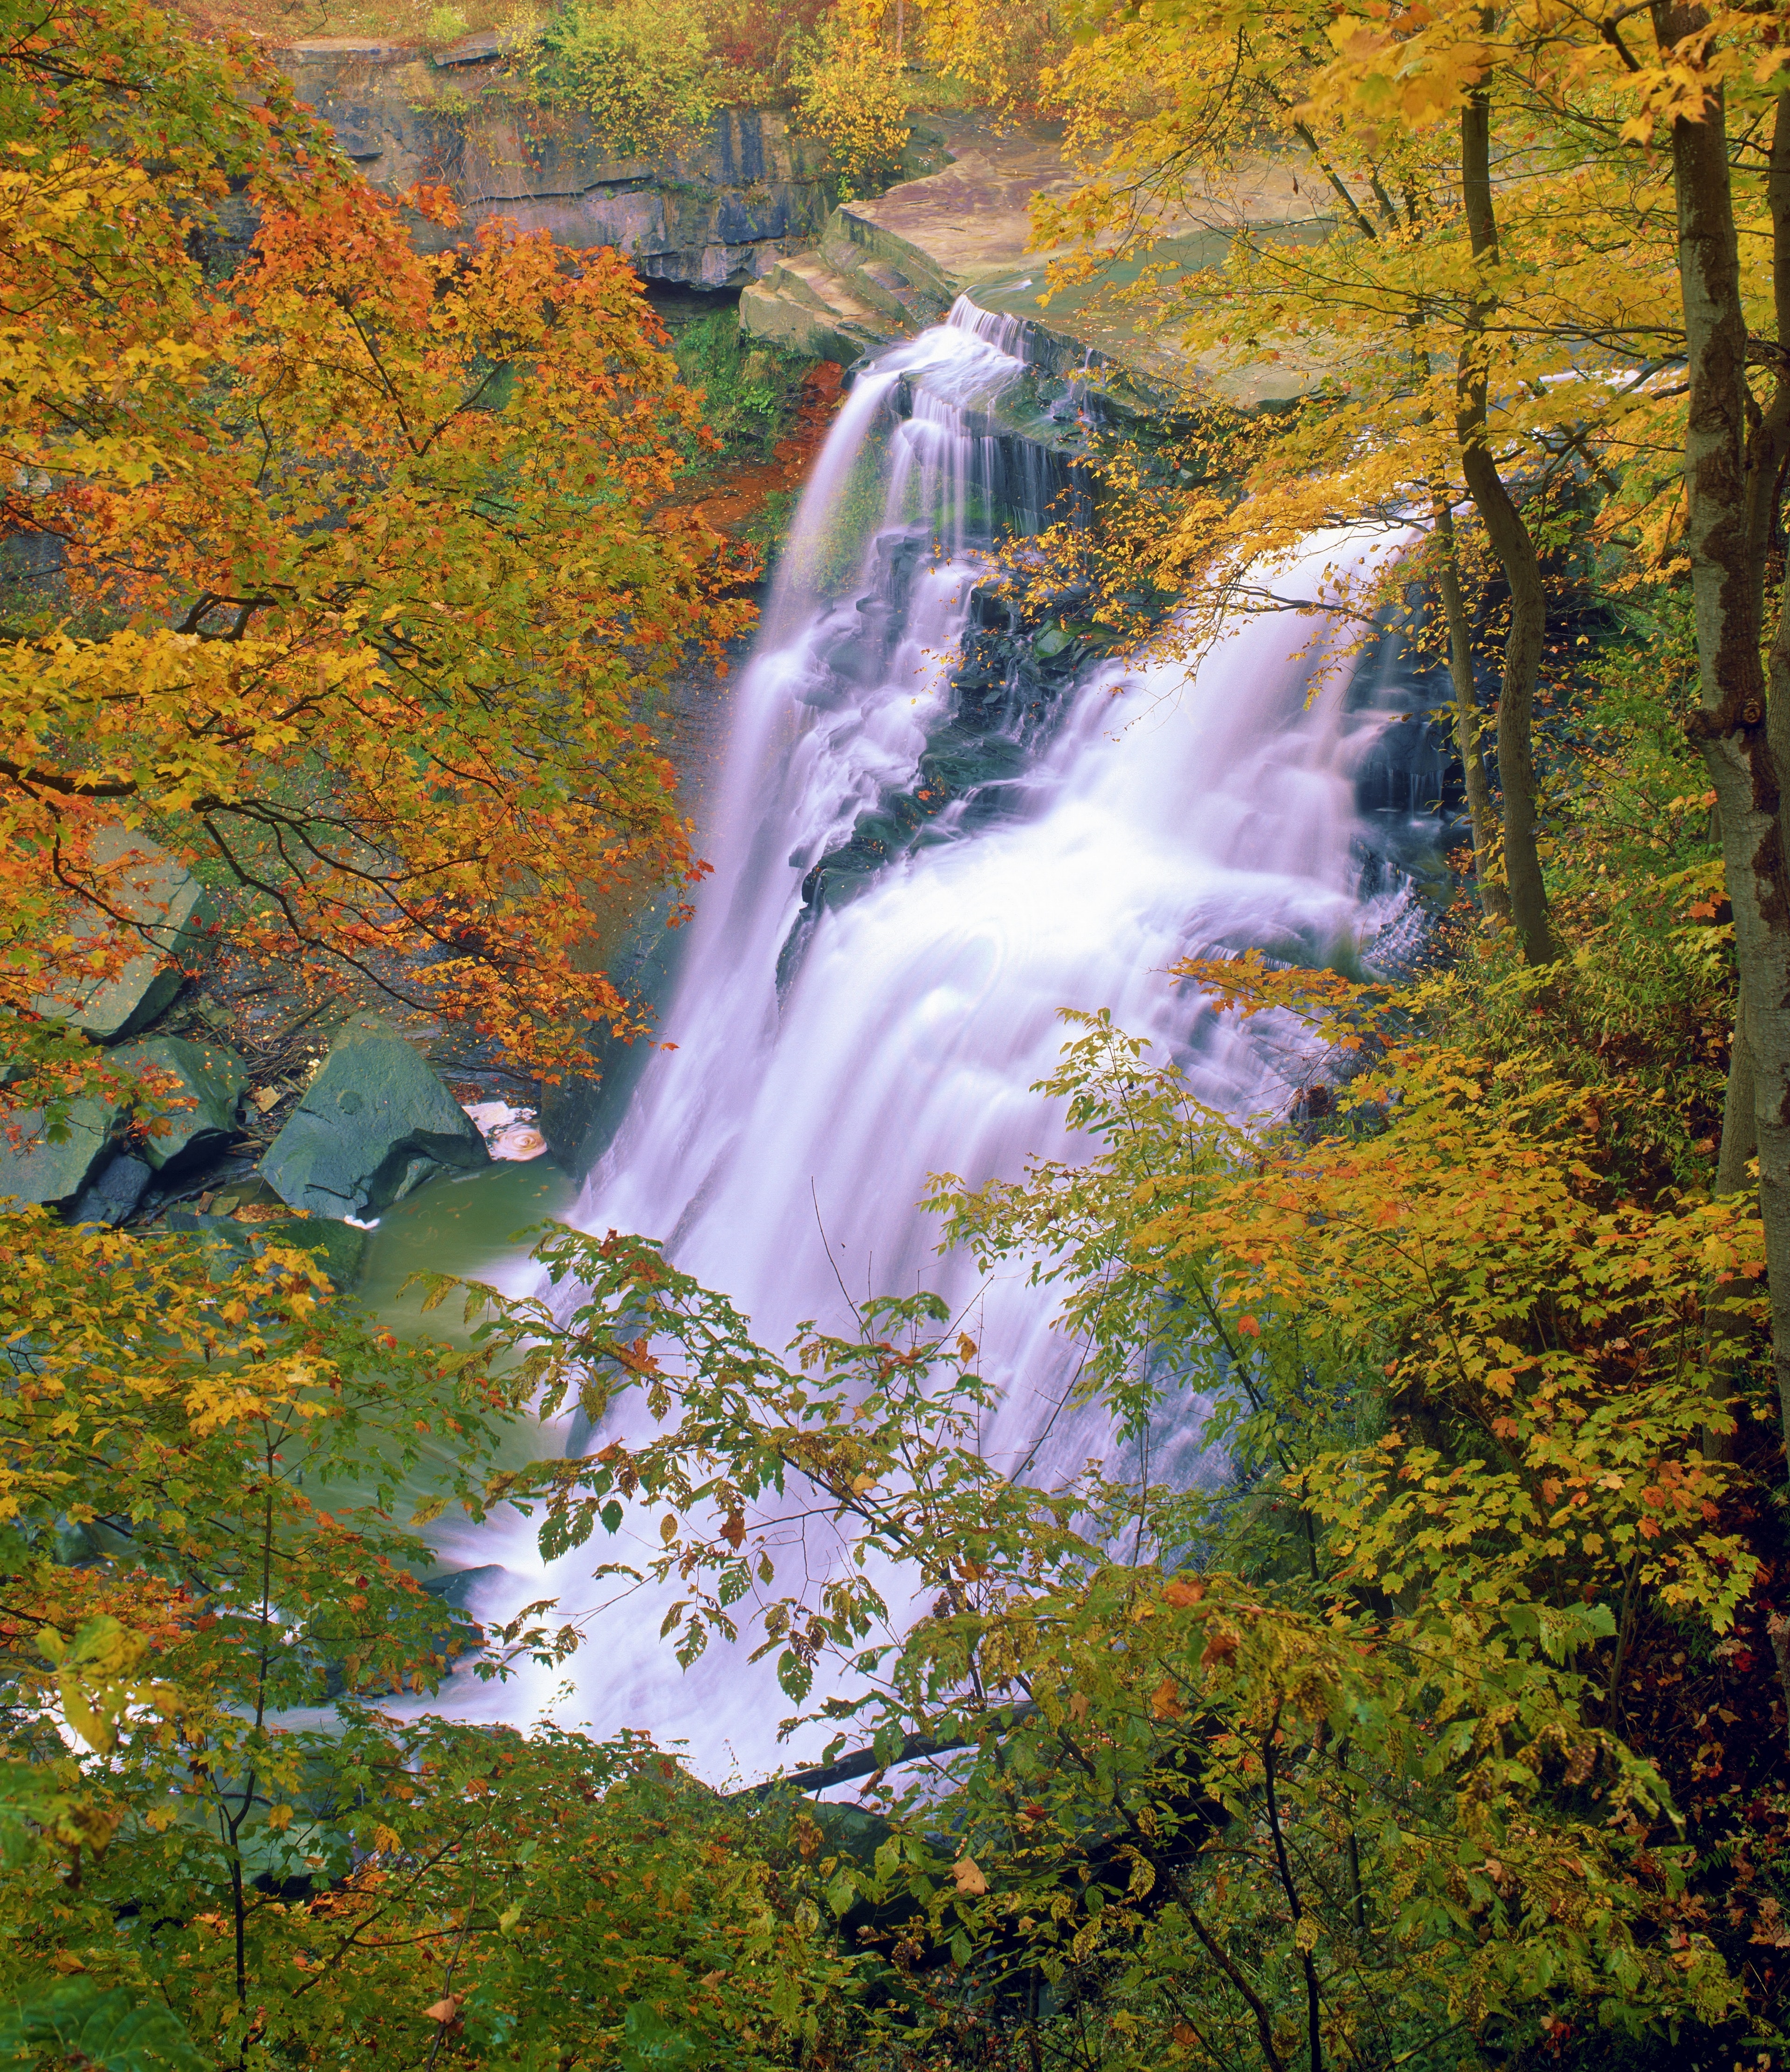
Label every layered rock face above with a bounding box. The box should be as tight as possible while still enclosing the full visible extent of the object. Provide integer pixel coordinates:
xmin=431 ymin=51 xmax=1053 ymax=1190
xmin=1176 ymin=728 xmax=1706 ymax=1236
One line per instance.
xmin=743 ymin=115 xmax=1328 ymax=407
xmin=277 ymin=40 xmax=949 ymax=289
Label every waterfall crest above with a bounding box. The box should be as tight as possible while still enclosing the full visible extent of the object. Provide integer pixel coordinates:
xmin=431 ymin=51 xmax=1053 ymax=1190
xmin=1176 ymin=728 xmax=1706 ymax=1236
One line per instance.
xmin=441 ymin=302 xmax=1425 ymax=1776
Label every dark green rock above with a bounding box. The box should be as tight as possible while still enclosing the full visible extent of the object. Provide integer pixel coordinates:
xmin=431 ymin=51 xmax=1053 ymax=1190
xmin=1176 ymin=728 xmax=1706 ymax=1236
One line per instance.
xmin=164 ymin=1208 xmax=250 ymax=1249
xmin=164 ymin=1208 xmax=365 ymax=1290
xmin=262 ymin=1015 xmax=488 ymax=1220
xmin=0 ymin=1097 xmax=120 ymax=1210
xmin=70 ymin=1153 xmax=151 ymax=1226
xmin=114 ymin=1035 xmax=248 ymax=1171
xmin=30 ymin=828 xmax=217 ymax=1043
xmin=421 ymin=1564 xmax=506 ymax=1611
xmin=262 ymin=1214 xmax=366 ymax=1290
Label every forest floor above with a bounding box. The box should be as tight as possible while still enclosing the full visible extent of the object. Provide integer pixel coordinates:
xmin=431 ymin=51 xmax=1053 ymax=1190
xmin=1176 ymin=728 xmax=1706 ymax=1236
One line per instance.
xmin=673 ymin=358 xmax=845 ymax=545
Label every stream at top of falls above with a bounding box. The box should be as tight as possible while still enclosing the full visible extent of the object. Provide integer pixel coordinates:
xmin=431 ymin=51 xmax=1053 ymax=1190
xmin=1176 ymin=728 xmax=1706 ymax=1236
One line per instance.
xmin=363 ymin=298 xmax=1442 ymax=1784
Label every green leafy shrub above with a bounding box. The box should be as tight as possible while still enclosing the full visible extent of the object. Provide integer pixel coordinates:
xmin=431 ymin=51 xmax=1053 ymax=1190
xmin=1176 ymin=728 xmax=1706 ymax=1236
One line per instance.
xmin=422 ymin=3 xmax=470 ymax=45
xmin=789 ymin=0 xmax=909 ymax=198
xmin=0 ymin=1984 xmax=209 ymax=2072
xmin=1419 ymin=595 xmax=1734 ymax=1195
xmin=530 ymin=0 xmax=717 ymax=161
xmin=669 ymin=309 xmax=810 ymax=458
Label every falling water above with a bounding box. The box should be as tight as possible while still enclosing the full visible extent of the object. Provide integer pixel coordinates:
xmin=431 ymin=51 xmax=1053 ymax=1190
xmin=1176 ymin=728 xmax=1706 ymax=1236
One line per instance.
xmin=435 ymin=302 xmax=1427 ymax=1777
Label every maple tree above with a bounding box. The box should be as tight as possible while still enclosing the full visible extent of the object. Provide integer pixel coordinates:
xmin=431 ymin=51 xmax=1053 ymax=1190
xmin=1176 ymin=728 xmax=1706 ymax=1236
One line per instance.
xmin=0 ymin=10 xmax=844 ymax=2054
xmin=416 ymin=942 xmax=1775 ymax=2066
xmin=0 ymin=1202 xmax=867 ymax=2063
xmin=1004 ymin=2 xmax=1724 ymax=967
xmin=1204 ymin=0 xmax=1790 ymax=1732
xmin=793 ymin=0 xmax=912 ymax=201
xmin=963 ymin=0 xmax=1790 ymax=1736
xmin=0 ymin=0 xmax=751 ymax=1121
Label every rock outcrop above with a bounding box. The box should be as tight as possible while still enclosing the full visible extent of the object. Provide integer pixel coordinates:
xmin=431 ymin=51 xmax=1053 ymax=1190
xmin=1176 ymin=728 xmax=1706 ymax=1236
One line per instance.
xmin=31 ymin=829 xmax=216 ymax=1044
xmin=262 ymin=1014 xmax=489 ymax=1220
xmin=115 ymin=1036 xmax=248 ymax=1174
xmin=0 ymin=1096 xmax=120 ymax=1212
xmin=273 ymin=41 xmax=948 ymax=290
xmin=742 ymin=116 xmax=1327 ymax=408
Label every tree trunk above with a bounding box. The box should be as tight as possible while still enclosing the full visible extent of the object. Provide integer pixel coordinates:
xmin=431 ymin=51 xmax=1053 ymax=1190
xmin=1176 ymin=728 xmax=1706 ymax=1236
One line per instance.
xmin=1718 ymin=982 xmax=1757 ymax=1195
xmin=1456 ymin=89 xmax=1556 ymax=964
xmin=1655 ymin=12 xmax=1790 ymax=1459
xmin=1708 ymin=97 xmax=1786 ymax=1218
xmin=1434 ymin=497 xmax=1512 ymax=924
xmin=1762 ymin=90 xmax=1790 ymax=864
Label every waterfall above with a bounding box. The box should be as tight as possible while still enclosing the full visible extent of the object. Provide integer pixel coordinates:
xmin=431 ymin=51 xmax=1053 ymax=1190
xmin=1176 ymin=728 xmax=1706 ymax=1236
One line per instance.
xmin=435 ymin=302 xmax=1425 ymax=1777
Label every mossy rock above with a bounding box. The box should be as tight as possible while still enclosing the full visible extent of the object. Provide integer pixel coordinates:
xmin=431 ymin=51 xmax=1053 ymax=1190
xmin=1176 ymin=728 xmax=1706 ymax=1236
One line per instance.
xmin=262 ymin=1015 xmax=488 ymax=1221
xmin=114 ymin=1035 xmax=247 ymax=1172
xmin=0 ymin=1097 xmax=121 ymax=1211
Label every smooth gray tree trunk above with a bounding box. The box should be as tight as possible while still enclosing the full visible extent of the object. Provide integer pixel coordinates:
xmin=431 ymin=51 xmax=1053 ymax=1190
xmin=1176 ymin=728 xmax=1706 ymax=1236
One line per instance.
xmin=1457 ymin=91 xmax=1555 ymax=965
xmin=1654 ymin=20 xmax=1790 ymax=1470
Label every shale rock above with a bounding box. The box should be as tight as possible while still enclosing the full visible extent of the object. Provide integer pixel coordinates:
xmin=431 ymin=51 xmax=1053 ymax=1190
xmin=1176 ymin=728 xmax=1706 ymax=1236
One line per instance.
xmin=71 ymin=1153 xmax=152 ymax=1227
xmin=262 ymin=1015 xmax=489 ymax=1220
xmin=0 ymin=1096 xmax=120 ymax=1210
xmin=742 ymin=113 xmax=1330 ymax=408
xmin=276 ymin=44 xmax=840 ymax=288
xmin=165 ymin=1208 xmax=367 ymax=1289
xmin=32 ymin=828 xmax=217 ymax=1043
xmin=115 ymin=1035 xmax=248 ymax=1173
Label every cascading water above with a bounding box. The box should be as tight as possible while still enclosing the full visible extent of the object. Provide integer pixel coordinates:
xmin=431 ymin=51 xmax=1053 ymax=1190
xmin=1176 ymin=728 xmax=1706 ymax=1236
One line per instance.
xmin=434 ymin=301 xmax=1428 ymax=1778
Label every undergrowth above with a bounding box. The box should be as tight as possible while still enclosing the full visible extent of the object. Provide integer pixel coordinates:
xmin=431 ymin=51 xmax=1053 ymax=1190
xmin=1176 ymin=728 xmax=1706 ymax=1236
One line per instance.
xmin=668 ymin=309 xmax=818 ymax=466
xmin=1418 ymin=592 xmax=1733 ymax=1197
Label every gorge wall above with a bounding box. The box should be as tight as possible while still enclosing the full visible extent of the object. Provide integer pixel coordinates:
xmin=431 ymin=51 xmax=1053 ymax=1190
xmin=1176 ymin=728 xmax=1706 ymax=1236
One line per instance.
xmin=275 ymin=35 xmax=949 ymax=289
xmin=277 ymin=41 xmax=1325 ymax=409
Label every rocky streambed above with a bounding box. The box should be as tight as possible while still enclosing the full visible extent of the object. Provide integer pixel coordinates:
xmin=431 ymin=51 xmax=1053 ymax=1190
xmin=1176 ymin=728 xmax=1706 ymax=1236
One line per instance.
xmin=0 ymin=845 xmax=550 ymax=1293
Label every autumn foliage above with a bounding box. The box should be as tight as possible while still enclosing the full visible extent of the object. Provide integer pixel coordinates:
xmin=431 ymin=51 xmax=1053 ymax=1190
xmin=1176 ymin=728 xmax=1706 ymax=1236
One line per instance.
xmin=0 ymin=1 xmax=751 ymax=1106
xmin=8 ymin=3 xmax=1790 ymax=2068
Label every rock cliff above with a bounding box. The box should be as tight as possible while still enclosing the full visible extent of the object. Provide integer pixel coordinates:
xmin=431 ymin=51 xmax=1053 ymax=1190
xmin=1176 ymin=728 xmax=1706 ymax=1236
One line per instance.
xmin=275 ymin=39 xmax=948 ymax=289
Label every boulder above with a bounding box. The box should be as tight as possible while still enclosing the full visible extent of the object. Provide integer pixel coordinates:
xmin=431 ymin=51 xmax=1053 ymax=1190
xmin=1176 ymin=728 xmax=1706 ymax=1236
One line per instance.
xmin=262 ymin=1015 xmax=489 ymax=1220
xmin=420 ymin=1564 xmax=507 ymax=1611
xmin=70 ymin=1152 xmax=151 ymax=1227
xmin=32 ymin=828 xmax=217 ymax=1043
xmin=266 ymin=1214 xmax=367 ymax=1289
xmin=114 ymin=1035 xmax=248 ymax=1172
xmin=164 ymin=1208 xmax=367 ymax=1289
xmin=0 ymin=1097 xmax=120 ymax=1211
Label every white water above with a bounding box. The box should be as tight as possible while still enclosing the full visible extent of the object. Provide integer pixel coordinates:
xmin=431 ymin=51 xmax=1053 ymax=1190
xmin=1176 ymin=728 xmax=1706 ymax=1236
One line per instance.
xmin=435 ymin=303 xmax=1421 ymax=1778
